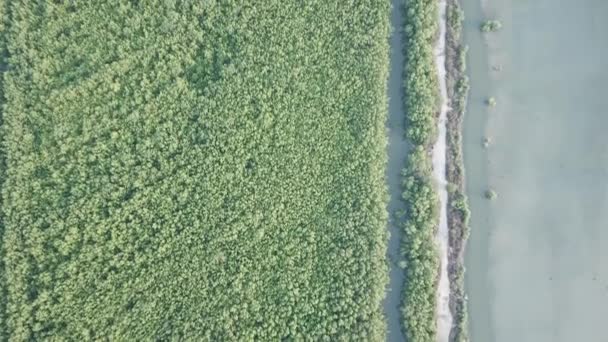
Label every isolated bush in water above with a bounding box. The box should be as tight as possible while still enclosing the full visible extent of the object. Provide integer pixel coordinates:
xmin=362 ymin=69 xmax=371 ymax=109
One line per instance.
xmin=486 ymin=97 xmax=496 ymax=107
xmin=485 ymin=189 xmax=498 ymax=200
xmin=481 ymin=20 xmax=502 ymax=32
xmin=483 ymin=137 xmax=491 ymax=148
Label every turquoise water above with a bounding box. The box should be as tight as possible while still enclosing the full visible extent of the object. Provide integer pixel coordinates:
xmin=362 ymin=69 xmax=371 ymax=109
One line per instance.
xmin=463 ymin=0 xmax=608 ymax=341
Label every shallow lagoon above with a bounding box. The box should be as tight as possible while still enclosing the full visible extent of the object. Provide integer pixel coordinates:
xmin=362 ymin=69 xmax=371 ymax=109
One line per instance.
xmin=463 ymin=0 xmax=608 ymax=341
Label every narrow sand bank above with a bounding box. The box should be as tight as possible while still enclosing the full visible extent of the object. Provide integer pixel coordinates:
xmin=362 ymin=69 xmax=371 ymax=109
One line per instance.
xmin=432 ymin=0 xmax=453 ymax=340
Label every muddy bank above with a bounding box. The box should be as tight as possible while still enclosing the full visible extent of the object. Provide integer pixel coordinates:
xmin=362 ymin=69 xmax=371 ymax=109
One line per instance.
xmin=444 ymin=0 xmax=471 ymax=341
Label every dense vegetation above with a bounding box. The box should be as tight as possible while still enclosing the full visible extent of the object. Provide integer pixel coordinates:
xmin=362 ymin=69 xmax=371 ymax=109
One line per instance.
xmin=0 ymin=1 xmax=8 ymax=340
xmin=0 ymin=1 xmax=391 ymax=340
xmin=398 ymin=0 xmax=441 ymax=340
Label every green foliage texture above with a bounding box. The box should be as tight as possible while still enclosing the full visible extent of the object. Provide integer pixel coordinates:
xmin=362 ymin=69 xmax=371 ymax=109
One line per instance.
xmin=403 ymin=0 xmax=439 ymax=147
xmin=0 ymin=1 xmax=391 ymax=340
xmin=0 ymin=1 xmax=8 ymax=340
xmin=480 ymin=20 xmax=502 ymax=33
xmin=399 ymin=0 xmax=440 ymax=340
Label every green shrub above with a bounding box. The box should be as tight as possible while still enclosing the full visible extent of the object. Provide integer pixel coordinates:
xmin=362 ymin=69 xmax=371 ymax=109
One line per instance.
xmin=447 ymin=6 xmax=464 ymax=40
xmin=486 ymin=97 xmax=497 ymax=107
xmin=481 ymin=20 xmax=502 ymax=32
xmin=485 ymin=189 xmax=498 ymax=200
xmin=456 ymin=46 xmax=469 ymax=74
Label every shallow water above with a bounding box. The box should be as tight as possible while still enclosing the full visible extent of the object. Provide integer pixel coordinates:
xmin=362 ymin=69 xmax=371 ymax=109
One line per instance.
xmin=384 ymin=0 xmax=407 ymax=341
xmin=463 ymin=0 xmax=608 ymax=341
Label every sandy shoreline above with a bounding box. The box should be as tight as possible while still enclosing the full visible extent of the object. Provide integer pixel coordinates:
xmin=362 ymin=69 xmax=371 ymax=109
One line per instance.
xmin=432 ymin=0 xmax=453 ymax=341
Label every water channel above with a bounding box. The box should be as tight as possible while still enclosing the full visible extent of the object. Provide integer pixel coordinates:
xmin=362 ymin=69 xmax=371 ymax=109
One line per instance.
xmin=385 ymin=0 xmax=407 ymax=340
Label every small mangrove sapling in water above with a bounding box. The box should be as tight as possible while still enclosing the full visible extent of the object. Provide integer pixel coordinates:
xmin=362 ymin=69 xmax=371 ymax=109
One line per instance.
xmin=482 ymin=137 xmax=491 ymax=148
xmin=485 ymin=189 xmax=498 ymax=200
xmin=481 ymin=20 xmax=502 ymax=32
xmin=486 ymin=97 xmax=496 ymax=107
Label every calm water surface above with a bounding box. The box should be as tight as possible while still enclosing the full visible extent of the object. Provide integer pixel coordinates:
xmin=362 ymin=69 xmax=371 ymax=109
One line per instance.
xmin=463 ymin=0 xmax=608 ymax=341
xmin=384 ymin=0 xmax=407 ymax=341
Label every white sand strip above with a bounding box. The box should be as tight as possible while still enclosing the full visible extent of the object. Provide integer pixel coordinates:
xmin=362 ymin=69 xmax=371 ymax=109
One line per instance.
xmin=432 ymin=0 xmax=453 ymax=341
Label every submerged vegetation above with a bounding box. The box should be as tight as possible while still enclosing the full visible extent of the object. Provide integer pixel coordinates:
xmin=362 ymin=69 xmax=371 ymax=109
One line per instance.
xmin=0 ymin=1 xmax=391 ymax=340
xmin=399 ymin=0 xmax=440 ymax=340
